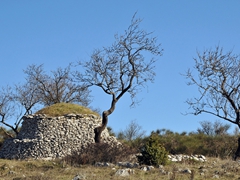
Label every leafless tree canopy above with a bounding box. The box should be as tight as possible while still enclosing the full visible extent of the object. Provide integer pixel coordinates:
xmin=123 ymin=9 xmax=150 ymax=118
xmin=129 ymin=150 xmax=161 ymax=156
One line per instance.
xmin=0 ymin=87 xmax=15 ymax=131
xmin=185 ymin=46 xmax=240 ymax=127
xmin=197 ymin=120 xmax=231 ymax=136
xmin=24 ymin=64 xmax=91 ymax=107
xmin=75 ymin=13 xmax=163 ymax=142
xmin=118 ymin=120 xmax=146 ymax=141
xmin=0 ymin=84 xmax=39 ymax=135
xmin=0 ymin=64 xmax=91 ymax=136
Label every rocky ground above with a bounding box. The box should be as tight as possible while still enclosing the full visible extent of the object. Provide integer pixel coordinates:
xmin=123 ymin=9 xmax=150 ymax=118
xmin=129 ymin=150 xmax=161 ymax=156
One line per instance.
xmin=1 ymin=155 xmax=240 ymax=180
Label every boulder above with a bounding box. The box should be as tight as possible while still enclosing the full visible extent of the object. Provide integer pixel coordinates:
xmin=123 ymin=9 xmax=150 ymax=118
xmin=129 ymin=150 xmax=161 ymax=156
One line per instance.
xmin=115 ymin=169 xmax=134 ymax=176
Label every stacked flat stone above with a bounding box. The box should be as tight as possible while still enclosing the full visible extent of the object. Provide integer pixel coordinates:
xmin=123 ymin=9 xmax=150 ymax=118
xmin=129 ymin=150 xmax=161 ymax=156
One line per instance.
xmin=0 ymin=113 xmax=120 ymax=159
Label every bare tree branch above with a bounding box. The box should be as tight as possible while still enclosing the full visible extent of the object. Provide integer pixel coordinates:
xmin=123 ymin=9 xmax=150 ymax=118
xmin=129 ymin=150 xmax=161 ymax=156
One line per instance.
xmin=74 ymin=13 xmax=163 ymax=142
xmin=24 ymin=64 xmax=91 ymax=107
xmin=184 ymin=46 xmax=240 ymax=126
xmin=0 ymin=64 xmax=92 ymax=135
xmin=0 ymin=84 xmax=39 ymax=135
xmin=184 ymin=46 xmax=240 ymax=159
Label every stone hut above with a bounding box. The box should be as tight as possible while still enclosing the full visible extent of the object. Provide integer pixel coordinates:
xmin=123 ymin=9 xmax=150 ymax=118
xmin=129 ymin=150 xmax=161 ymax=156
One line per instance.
xmin=0 ymin=113 xmax=120 ymax=159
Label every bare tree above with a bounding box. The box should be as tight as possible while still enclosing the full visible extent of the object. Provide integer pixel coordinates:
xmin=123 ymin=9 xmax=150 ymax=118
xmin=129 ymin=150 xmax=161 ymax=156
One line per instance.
xmin=197 ymin=121 xmax=213 ymax=136
xmin=118 ymin=120 xmax=146 ymax=141
xmin=0 ymin=86 xmax=15 ymax=136
xmin=213 ymin=120 xmax=231 ymax=135
xmin=197 ymin=120 xmax=230 ymax=136
xmin=184 ymin=46 xmax=240 ymax=159
xmin=0 ymin=64 xmax=91 ymax=136
xmin=24 ymin=64 xmax=91 ymax=106
xmin=75 ymin=13 xmax=163 ymax=143
xmin=0 ymin=82 xmax=39 ymax=136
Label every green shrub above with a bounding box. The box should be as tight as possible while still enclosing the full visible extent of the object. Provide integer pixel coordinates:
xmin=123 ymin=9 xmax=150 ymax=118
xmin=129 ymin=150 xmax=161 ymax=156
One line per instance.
xmin=152 ymin=129 xmax=237 ymax=159
xmin=137 ymin=133 xmax=169 ymax=166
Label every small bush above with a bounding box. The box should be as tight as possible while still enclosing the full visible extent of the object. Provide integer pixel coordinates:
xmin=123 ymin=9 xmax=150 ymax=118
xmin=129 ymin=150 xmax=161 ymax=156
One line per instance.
xmin=137 ymin=133 xmax=169 ymax=166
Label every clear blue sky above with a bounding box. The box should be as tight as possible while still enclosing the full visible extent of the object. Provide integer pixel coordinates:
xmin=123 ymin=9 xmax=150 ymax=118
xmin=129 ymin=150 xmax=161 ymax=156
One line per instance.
xmin=1 ymin=1 xmax=240 ymax=135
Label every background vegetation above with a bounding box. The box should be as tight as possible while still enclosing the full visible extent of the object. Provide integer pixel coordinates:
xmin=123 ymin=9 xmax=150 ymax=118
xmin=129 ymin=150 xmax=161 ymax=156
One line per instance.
xmin=115 ymin=119 xmax=238 ymax=159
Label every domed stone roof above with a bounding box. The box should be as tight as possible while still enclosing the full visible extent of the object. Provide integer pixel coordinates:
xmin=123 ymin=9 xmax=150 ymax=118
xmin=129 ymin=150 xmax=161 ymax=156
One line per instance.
xmin=35 ymin=102 xmax=99 ymax=117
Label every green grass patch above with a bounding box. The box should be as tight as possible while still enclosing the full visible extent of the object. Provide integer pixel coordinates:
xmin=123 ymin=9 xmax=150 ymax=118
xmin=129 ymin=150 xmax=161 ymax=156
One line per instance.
xmin=35 ymin=103 xmax=99 ymax=117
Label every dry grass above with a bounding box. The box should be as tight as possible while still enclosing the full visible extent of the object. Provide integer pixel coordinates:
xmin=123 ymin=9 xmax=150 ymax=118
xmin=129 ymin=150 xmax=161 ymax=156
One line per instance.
xmin=35 ymin=103 xmax=99 ymax=117
xmin=0 ymin=157 xmax=240 ymax=180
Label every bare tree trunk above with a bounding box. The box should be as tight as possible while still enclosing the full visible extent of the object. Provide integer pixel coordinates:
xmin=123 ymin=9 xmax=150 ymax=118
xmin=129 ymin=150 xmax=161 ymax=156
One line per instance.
xmin=234 ymin=114 xmax=240 ymax=160
xmin=94 ymin=94 xmax=117 ymax=143
xmin=94 ymin=128 xmax=102 ymax=143
xmin=94 ymin=111 xmax=109 ymax=143
xmin=234 ymin=137 xmax=240 ymax=160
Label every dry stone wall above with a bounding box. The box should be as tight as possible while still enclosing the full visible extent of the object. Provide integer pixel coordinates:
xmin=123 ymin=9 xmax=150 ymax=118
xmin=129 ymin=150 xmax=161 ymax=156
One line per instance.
xmin=0 ymin=113 xmax=120 ymax=159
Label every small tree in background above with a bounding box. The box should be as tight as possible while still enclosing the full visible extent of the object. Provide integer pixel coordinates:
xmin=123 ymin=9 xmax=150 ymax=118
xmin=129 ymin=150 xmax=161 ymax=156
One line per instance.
xmin=197 ymin=120 xmax=231 ymax=136
xmin=0 ymin=64 xmax=92 ymax=136
xmin=117 ymin=120 xmax=146 ymax=149
xmin=0 ymin=86 xmax=15 ymax=135
xmin=0 ymin=83 xmax=39 ymax=136
xmin=118 ymin=120 xmax=146 ymax=141
xmin=24 ymin=64 xmax=91 ymax=106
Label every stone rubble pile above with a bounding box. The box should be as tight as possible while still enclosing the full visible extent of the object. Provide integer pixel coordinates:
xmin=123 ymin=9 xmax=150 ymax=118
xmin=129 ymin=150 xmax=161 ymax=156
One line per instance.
xmin=0 ymin=113 xmax=120 ymax=159
xmin=94 ymin=154 xmax=207 ymax=169
xmin=168 ymin=154 xmax=206 ymax=162
xmin=93 ymin=154 xmax=207 ymax=176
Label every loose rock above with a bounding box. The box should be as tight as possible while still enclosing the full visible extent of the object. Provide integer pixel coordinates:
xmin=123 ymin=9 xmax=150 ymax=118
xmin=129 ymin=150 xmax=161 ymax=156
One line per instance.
xmin=115 ymin=169 xmax=134 ymax=176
